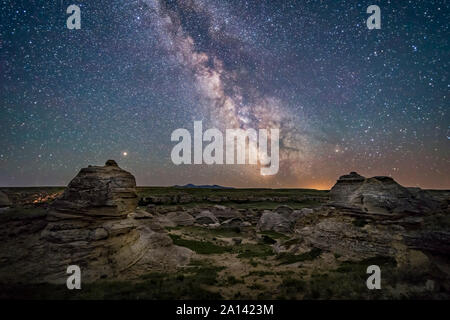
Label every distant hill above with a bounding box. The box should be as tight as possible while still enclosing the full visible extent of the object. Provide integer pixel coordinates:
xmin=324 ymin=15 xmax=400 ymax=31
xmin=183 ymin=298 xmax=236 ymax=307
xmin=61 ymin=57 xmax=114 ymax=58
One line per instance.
xmin=174 ymin=184 xmax=234 ymax=189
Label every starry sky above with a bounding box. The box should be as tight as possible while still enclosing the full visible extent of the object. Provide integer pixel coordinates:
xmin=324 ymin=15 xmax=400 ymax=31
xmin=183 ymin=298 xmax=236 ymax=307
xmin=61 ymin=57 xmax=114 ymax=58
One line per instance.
xmin=0 ymin=0 xmax=449 ymax=189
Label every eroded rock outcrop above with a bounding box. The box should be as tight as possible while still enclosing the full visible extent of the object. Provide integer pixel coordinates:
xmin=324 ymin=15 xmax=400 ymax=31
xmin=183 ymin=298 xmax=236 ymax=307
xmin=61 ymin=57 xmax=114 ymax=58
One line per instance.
xmin=51 ymin=160 xmax=138 ymax=217
xmin=165 ymin=211 xmax=195 ymax=226
xmin=195 ymin=210 xmax=219 ymax=225
xmin=257 ymin=210 xmax=294 ymax=234
xmin=0 ymin=161 xmax=192 ymax=284
xmin=330 ymin=172 xmax=438 ymax=214
xmin=211 ymin=205 xmax=243 ymax=222
xmin=0 ymin=191 xmax=11 ymax=208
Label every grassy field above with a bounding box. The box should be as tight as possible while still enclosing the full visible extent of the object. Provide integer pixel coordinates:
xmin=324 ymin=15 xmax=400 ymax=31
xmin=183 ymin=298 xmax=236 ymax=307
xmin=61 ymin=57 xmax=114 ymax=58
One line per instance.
xmin=1 ymin=224 xmax=433 ymax=300
xmin=136 ymin=186 xmax=329 ymax=198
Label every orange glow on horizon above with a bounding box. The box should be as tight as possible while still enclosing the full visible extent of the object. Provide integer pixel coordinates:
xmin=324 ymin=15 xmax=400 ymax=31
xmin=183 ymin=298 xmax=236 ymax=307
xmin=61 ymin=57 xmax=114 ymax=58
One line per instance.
xmin=302 ymin=182 xmax=333 ymax=190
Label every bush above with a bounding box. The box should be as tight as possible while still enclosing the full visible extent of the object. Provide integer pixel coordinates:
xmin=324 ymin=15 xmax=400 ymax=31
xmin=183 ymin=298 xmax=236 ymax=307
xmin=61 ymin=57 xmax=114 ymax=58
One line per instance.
xmin=169 ymin=234 xmax=231 ymax=254
xmin=277 ymin=248 xmax=322 ymax=265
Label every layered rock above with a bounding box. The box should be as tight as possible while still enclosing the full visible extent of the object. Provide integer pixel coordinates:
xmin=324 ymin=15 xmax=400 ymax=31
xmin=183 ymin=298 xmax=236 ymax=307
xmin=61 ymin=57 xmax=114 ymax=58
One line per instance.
xmin=275 ymin=205 xmax=294 ymax=216
xmin=329 ymin=172 xmax=366 ymax=204
xmin=330 ymin=172 xmax=438 ymax=214
xmin=0 ymin=161 xmax=192 ymax=284
xmin=257 ymin=210 xmax=294 ymax=234
xmin=165 ymin=211 xmax=195 ymax=226
xmin=211 ymin=205 xmax=243 ymax=222
xmin=195 ymin=210 xmax=219 ymax=225
xmin=51 ymin=160 xmax=138 ymax=217
xmin=0 ymin=191 xmax=12 ymax=208
xmin=296 ymin=216 xmax=400 ymax=259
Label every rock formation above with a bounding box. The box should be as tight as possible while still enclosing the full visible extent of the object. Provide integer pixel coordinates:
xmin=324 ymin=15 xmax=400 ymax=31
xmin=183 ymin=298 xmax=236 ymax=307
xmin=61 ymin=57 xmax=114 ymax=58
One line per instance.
xmin=0 ymin=191 xmax=12 ymax=208
xmin=288 ymin=172 xmax=449 ymax=282
xmin=257 ymin=210 xmax=294 ymax=233
xmin=165 ymin=211 xmax=195 ymax=226
xmin=0 ymin=161 xmax=192 ymax=284
xmin=195 ymin=210 xmax=219 ymax=225
xmin=211 ymin=205 xmax=243 ymax=222
xmin=51 ymin=159 xmax=138 ymax=217
xmin=330 ymin=172 xmax=438 ymax=214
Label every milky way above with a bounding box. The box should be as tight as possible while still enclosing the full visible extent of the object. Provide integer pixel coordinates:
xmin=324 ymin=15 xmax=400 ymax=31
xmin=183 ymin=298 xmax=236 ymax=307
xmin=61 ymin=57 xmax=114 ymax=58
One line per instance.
xmin=0 ymin=0 xmax=449 ymax=189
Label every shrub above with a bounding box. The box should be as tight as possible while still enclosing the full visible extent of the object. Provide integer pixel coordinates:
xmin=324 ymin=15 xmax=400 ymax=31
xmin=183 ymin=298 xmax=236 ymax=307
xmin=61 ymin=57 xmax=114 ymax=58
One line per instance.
xmin=277 ymin=248 xmax=322 ymax=265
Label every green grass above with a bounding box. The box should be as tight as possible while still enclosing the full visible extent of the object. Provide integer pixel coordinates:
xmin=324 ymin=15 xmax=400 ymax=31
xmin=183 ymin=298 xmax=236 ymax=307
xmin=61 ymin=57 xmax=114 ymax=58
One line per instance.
xmin=282 ymin=238 xmax=302 ymax=247
xmin=0 ymin=264 xmax=225 ymax=300
xmin=136 ymin=186 xmax=329 ymax=198
xmin=259 ymin=230 xmax=289 ymax=240
xmin=277 ymin=248 xmax=323 ymax=265
xmin=248 ymin=283 xmax=266 ymax=290
xmin=335 ymin=256 xmax=397 ymax=273
xmin=280 ymin=278 xmax=307 ymax=290
xmin=225 ymin=275 xmax=244 ymax=285
xmin=235 ymin=243 xmax=274 ymax=258
xmin=152 ymin=200 xmax=322 ymax=210
xmin=167 ymin=227 xmax=274 ymax=258
xmin=169 ymin=225 xmax=242 ymax=238
xmin=169 ymin=234 xmax=231 ymax=254
xmin=246 ymin=270 xmax=275 ymax=277
xmin=218 ymin=200 xmax=322 ymax=210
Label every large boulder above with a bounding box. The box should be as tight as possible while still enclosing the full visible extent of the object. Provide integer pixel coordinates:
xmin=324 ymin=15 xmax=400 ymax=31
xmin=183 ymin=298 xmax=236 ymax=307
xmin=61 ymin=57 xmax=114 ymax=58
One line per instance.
xmin=330 ymin=172 xmax=438 ymax=214
xmin=195 ymin=210 xmax=219 ymax=225
xmin=211 ymin=205 xmax=242 ymax=222
xmin=166 ymin=211 xmax=195 ymax=226
xmin=0 ymin=191 xmax=12 ymax=208
xmin=275 ymin=205 xmax=294 ymax=216
xmin=51 ymin=160 xmax=138 ymax=217
xmin=296 ymin=216 xmax=399 ymax=259
xmin=257 ymin=210 xmax=294 ymax=234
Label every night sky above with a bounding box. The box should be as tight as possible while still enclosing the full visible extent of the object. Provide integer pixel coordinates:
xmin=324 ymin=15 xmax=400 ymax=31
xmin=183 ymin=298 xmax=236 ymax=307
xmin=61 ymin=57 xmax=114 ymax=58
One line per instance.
xmin=0 ymin=0 xmax=449 ymax=189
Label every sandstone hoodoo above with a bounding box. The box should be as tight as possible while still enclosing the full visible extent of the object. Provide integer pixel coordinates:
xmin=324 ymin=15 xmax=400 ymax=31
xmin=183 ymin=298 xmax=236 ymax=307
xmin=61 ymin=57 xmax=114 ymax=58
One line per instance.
xmin=0 ymin=191 xmax=12 ymax=208
xmin=0 ymin=161 xmax=192 ymax=284
xmin=51 ymin=160 xmax=138 ymax=217
xmin=330 ymin=172 xmax=438 ymax=214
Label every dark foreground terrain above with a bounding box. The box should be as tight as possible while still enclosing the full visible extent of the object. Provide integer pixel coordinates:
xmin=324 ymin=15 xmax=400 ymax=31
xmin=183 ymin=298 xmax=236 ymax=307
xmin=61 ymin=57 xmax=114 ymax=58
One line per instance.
xmin=0 ymin=164 xmax=449 ymax=300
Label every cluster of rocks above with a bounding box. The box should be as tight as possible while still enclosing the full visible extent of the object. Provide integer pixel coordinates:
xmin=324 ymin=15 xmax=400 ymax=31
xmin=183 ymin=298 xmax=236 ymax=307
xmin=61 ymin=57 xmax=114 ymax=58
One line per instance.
xmin=0 ymin=161 xmax=192 ymax=284
xmin=141 ymin=194 xmax=327 ymax=206
xmin=257 ymin=206 xmax=314 ymax=233
xmin=286 ymin=172 xmax=450 ymax=284
xmin=151 ymin=201 xmax=319 ymax=234
xmin=153 ymin=204 xmax=253 ymax=230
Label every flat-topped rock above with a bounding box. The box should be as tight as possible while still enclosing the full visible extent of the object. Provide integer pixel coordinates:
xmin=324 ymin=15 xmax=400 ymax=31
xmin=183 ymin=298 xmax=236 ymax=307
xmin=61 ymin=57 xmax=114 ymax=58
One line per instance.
xmin=329 ymin=172 xmax=366 ymax=204
xmin=51 ymin=160 xmax=138 ymax=217
xmin=330 ymin=172 xmax=438 ymax=214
